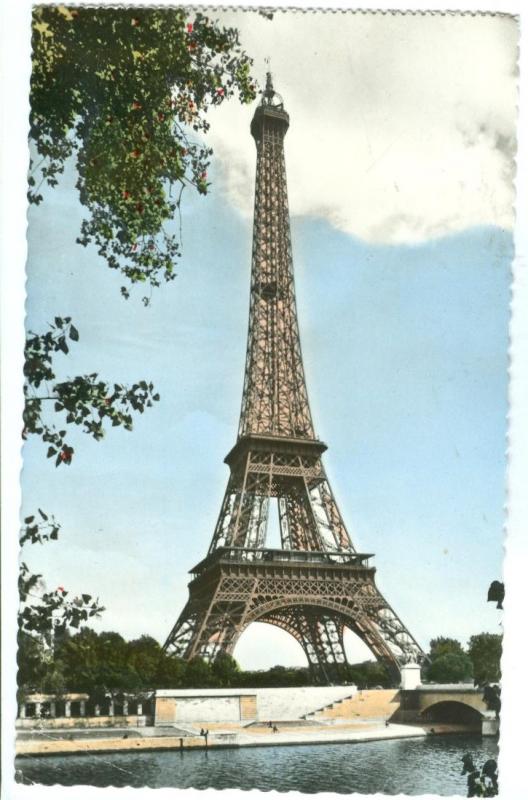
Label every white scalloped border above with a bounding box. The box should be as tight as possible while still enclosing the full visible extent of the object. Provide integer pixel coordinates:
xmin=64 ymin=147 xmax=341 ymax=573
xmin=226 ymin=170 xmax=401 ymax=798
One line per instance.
xmin=1 ymin=3 xmax=526 ymax=800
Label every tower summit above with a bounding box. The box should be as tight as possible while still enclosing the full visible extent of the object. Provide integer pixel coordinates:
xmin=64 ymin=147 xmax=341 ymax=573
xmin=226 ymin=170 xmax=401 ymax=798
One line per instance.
xmin=243 ymin=72 xmax=311 ymax=442
xmin=164 ymin=77 xmax=425 ymax=681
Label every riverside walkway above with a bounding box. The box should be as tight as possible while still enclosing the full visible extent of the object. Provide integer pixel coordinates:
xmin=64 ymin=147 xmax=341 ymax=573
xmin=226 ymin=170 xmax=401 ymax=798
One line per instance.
xmin=17 ymin=708 xmax=483 ymax=758
xmin=16 ymin=720 xmax=446 ymax=757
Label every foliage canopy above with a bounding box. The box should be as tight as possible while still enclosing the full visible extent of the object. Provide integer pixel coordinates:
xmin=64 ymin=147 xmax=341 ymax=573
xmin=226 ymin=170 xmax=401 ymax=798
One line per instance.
xmin=24 ymin=318 xmax=159 ymax=465
xmin=467 ymin=633 xmax=502 ymax=686
xmin=427 ymin=652 xmax=474 ymax=684
xmin=30 ymin=6 xmax=256 ymax=299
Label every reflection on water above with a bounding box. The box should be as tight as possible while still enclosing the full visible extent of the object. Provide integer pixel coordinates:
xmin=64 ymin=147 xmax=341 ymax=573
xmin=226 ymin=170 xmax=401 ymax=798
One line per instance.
xmin=16 ymin=734 xmax=498 ymax=795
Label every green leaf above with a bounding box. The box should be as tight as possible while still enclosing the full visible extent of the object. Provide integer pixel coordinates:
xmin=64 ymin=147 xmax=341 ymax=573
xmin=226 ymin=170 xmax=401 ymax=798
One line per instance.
xmin=24 ymin=515 xmax=35 ymax=524
xmin=69 ymin=324 xmax=79 ymax=341
xmin=38 ymin=508 xmax=48 ymax=520
xmin=47 ymin=446 xmax=57 ymax=458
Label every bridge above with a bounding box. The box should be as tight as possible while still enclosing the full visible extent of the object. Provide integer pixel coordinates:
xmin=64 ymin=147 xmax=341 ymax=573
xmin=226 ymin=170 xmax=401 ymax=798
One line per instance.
xmin=397 ymin=683 xmax=498 ymax=734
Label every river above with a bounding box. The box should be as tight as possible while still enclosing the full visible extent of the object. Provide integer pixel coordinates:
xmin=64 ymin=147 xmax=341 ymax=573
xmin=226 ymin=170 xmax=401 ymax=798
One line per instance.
xmin=16 ymin=734 xmax=498 ymax=795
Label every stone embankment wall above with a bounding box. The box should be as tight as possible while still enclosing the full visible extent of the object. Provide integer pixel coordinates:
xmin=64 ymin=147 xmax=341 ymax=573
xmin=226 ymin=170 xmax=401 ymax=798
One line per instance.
xmin=155 ymin=686 xmax=357 ymax=724
xmin=256 ymin=686 xmax=357 ymax=721
xmin=17 ymin=686 xmax=360 ymax=729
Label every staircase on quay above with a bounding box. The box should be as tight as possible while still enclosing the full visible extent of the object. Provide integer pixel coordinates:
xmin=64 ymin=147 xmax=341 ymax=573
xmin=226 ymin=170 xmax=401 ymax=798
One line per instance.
xmin=303 ymin=690 xmax=401 ymax=722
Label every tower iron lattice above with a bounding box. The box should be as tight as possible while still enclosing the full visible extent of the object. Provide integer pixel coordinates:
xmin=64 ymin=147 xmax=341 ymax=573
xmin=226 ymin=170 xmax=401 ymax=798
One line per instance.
xmin=164 ymin=75 xmax=425 ymax=681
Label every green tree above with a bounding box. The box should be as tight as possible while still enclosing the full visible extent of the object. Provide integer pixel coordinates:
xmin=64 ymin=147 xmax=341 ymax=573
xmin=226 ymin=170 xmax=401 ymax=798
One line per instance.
xmin=155 ymin=652 xmax=187 ymax=689
xmin=429 ymin=637 xmax=465 ymax=659
xmin=57 ymin=628 xmax=140 ymax=693
xmin=30 ymin=6 xmax=256 ymax=299
xmin=211 ymin=652 xmax=240 ymax=687
xmin=93 ymin=631 xmax=140 ymax=692
xmin=127 ymin=635 xmax=164 ymax=687
xmin=427 ymin=652 xmax=473 ymax=684
xmin=40 ymin=660 xmax=68 ymax=697
xmin=182 ymin=656 xmax=214 ymax=688
xmin=423 ymin=637 xmax=467 ymax=682
xmin=55 ymin=627 xmax=103 ymax=692
xmin=343 ymin=660 xmax=392 ymax=688
xmin=467 ymin=633 xmax=502 ymax=685
xmin=17 ymin=633 xmax=48 ymax=693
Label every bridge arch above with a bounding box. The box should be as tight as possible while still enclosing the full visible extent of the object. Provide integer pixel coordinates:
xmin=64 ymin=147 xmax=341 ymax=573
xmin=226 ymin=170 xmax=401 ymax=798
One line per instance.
xmin=420 ymin=700 xmax=483 ymax=725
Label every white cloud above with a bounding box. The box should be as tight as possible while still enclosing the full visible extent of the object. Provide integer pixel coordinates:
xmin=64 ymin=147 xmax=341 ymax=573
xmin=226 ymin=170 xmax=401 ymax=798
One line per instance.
xmin=205 ymin=10 xmax=518 ymax=244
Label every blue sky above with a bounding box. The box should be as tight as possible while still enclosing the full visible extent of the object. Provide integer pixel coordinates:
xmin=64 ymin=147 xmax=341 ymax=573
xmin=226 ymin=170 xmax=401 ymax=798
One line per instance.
xmin=20 ymin=9 xmax=516 ymax=669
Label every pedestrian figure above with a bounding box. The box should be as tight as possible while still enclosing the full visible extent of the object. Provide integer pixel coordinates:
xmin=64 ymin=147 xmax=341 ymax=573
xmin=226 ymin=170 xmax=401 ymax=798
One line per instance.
xmin=385 ymin=720 xmax=389 ymax=727
xmin=267 ymin=720 xmax=273 ymax=729
xmin=272 ymin=724 xmax=279 ymax=733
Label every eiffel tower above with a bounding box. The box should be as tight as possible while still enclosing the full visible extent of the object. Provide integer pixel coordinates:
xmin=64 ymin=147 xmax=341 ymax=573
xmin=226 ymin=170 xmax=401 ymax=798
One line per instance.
xmin=164 ymin=75 xmax=425 ymax=682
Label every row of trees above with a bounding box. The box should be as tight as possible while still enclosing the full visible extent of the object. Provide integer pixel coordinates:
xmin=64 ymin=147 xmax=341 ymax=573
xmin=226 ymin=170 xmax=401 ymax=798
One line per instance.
xmin=18 ymin=626 xmax=501 ymax=699
xmin=18 ymin=626 xmax=393 ymax=697
xmin=424 ymin=635 xmax=502 ymax=686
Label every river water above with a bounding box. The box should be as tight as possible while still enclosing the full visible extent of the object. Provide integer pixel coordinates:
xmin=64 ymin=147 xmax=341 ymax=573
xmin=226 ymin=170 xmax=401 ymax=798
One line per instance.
xmin=16 ymin=734 xmax=498 ymax=795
